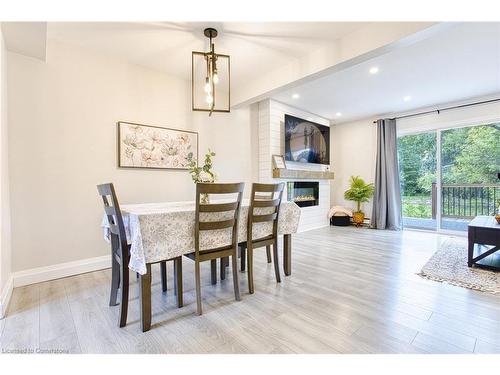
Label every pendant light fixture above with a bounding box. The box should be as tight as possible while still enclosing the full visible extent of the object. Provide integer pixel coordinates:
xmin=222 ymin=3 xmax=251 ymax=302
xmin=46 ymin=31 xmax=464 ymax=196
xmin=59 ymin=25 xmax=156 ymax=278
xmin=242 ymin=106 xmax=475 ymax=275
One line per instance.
xmin=192 ymin=28 xmax=230 ymax=116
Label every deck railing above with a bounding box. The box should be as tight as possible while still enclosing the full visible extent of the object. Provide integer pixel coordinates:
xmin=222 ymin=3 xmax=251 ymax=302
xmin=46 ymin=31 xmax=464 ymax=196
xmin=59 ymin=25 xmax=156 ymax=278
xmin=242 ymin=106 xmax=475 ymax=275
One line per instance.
xmin=432 ymin=183 xmax=500 ymax=219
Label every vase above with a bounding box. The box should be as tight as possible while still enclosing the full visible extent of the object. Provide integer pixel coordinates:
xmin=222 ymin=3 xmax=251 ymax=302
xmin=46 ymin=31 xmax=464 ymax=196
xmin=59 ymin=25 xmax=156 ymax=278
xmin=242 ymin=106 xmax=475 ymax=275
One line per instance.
xmin=200 ymin=193 xmax=210 ymax=205
xmin=352 ymin=211 xmax=365 ymax=226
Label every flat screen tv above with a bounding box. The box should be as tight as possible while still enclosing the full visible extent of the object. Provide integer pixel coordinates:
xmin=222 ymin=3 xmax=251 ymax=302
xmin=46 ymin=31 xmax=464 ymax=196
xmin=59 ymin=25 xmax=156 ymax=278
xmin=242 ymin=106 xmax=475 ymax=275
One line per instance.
xmin=284 ymin=114 xmax=330 ymax=165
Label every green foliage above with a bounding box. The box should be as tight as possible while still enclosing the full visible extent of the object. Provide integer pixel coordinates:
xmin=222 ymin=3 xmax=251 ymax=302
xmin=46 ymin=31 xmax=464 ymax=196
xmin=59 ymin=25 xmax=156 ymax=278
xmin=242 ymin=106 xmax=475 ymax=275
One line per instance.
xmin=443 ymin=125 xmax=500 ymax=184
xmin=402 ymin=196 xmax=432 ymax=218
xmin=398 ymin=123 xmax=500 ymax=196
xmin=344 ymin=176 xmax=375 ymax=213
xmin=397 ymin=132 xmax=436 ymax=196
xmin=186 ymin=149 xmax=217 ymax=183
xmin=416 ymin=172 xmax=436 ymax=194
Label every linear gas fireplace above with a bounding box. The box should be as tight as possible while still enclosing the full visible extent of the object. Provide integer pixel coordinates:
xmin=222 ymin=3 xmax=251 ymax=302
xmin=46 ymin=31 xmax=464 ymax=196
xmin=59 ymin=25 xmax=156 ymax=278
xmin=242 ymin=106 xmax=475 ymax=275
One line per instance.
xmin=287 ymin=181 xmax=319 ymax=208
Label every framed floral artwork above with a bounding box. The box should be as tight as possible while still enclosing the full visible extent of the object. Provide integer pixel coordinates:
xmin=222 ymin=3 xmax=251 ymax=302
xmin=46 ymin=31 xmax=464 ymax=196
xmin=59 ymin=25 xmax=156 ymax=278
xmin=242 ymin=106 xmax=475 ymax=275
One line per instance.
xmin=117 ymin=121 xmax=198 ymax=170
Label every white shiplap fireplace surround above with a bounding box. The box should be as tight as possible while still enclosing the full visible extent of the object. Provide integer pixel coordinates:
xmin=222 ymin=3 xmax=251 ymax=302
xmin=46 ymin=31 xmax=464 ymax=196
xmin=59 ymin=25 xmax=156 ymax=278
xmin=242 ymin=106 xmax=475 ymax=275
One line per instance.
xmin=258 ymin=99 xmax=331 ymax=232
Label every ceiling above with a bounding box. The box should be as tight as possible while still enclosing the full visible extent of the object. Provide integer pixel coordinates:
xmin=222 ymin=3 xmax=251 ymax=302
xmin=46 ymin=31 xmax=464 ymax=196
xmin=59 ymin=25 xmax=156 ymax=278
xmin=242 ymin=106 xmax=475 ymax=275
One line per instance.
xmin=46 ymin=22 xmax=369 ymax=89
xmin=20 ymin=22 xmax=499 ymax=123
xmin=1 ymin=22 xmax=47 ymax=60
xmin=272 ymin=22 xmax=500 ymax=123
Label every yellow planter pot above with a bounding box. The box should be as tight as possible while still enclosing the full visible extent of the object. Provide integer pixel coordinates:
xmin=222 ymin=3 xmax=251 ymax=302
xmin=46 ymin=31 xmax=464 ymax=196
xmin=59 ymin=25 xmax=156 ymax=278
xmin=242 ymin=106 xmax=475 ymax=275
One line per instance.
xmin=352 ymin=212 xmax=365 ymax=225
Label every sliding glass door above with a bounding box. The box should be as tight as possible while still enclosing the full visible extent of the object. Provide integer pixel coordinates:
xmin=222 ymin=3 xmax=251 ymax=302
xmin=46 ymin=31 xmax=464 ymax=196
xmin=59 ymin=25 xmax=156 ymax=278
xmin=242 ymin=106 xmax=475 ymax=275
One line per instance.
xmin=440 ymin=124 xmax=500 ymax=231
xmin=398 ymin=122 xmax=500 ymax=233
xmin=398 ymin=132 xmax=437 ymax=230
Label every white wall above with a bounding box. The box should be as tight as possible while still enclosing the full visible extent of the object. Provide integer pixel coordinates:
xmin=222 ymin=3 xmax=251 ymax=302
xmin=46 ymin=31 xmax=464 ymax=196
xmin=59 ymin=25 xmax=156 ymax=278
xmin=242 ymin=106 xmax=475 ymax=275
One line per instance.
xmin=0 ymin=29 xmax=13 ymax=317
xmin=258 ymin=99 xmax=331 ymax=231
xmin=192 ymin=107 xmax=257 ymax=187
xmin=7 ymin=39 xmax=253 ymax=273
xmin=330 ymin=118 xmax=377 ymax=217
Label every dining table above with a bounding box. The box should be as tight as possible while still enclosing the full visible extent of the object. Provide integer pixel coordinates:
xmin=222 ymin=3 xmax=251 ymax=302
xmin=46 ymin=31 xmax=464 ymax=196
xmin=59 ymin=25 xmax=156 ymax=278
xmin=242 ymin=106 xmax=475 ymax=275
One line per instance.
xmin=101 ymin=199 xmax=301 ymax=330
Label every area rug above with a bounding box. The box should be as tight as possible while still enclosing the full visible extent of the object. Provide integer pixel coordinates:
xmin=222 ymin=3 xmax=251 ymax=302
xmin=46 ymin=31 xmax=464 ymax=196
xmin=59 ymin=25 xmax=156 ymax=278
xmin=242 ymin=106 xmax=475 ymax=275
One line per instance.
xmin=418 ymin=239 xmax=500 ymax=294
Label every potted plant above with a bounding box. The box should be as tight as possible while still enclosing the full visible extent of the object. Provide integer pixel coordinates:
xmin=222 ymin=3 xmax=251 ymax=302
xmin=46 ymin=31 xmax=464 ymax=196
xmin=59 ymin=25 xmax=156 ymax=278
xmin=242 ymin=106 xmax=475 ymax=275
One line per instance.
xmin=344 ymin=176 xmax=375 ymax=226
xmin=186 ymin=149 xmax=217 ymax=204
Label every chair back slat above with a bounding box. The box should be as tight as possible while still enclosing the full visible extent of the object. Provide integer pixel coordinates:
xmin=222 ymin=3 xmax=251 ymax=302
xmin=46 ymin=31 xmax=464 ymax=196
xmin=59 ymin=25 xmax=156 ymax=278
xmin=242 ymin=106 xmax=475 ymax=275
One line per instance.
xmin=97 ymin=183 xmax=114 ymax=196
xmin=104 ymin=205 xmax=117 ymax=216
xmin=199 ymin=202 xmax=239 ymax=212
xmin=97 ymin=183 xmax=128 ymax=252
xmin=195 ymin=182 xmax=244 ymax=255
xmin=197 ymin=182 xmax=245 ymax=194
xmin=199 ymin=218 xmax=235 ymax=231
xmin=252 ymin=213 xmax=278 ymax=223
xmin=253 ymin=198 xmax=281 ymax=208
xmin=108 ymin=223 xmax=120 ymax=235
xmin=251 ymin=183 xmax=284 ymax=193
xmin=247 ymin=183 xmax=285 ymax=243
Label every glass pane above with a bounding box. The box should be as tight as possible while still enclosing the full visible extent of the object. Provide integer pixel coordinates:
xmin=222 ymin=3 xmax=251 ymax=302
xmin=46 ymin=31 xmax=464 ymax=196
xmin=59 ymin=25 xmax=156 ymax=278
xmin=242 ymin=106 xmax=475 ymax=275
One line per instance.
xmin=440 ymin=123 xmax=500 ymax=231
xmin=398 ymin=132 xmax=437 ymax=230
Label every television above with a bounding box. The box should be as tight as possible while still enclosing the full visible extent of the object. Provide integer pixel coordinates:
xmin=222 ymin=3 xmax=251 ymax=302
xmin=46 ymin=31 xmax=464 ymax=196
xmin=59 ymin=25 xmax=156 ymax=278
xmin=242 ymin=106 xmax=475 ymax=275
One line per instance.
xmin=284 ymin=114 xmax=330 ymax=165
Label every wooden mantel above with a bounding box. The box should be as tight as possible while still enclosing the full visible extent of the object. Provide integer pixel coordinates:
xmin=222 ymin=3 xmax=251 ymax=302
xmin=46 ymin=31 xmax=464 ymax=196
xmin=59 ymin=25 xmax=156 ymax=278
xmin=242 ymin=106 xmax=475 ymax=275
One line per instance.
xmin=272 ymin=168 xmax=335 ymax=180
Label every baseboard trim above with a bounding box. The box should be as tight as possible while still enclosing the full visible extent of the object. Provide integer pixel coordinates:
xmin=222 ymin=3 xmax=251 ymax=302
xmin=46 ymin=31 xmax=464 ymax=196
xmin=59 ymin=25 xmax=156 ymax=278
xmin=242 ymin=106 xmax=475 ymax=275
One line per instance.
xmin=8 ymin=224 xmax=322 ymax=290
xmin=0 ymin=274 xmax=14 ymax=319
xmin=12 ymin=255 xmax=111 ymax=288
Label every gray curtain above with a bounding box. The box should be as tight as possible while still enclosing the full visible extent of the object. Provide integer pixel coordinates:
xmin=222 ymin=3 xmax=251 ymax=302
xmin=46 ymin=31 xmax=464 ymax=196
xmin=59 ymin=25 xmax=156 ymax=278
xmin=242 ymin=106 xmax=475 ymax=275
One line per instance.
xmin=370 ymin=119 xmax=402 ymax=230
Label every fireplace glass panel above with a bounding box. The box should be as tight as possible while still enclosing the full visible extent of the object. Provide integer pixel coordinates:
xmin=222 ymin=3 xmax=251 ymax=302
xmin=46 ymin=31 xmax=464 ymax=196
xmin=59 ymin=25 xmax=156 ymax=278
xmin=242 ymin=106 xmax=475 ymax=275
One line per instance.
xmin=287 ymin=181 xmax=319 ymax=208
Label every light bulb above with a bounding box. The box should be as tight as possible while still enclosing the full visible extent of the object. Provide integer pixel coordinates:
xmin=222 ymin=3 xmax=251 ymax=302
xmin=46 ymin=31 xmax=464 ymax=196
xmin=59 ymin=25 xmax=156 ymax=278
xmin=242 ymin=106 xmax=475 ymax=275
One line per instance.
xmin=204 ymin=78 xmax=211 ymax=93
xmin=206 ymin=94 xmax=213 ymax=104
xmin=212 ymin=72 xmax=219 ymax=84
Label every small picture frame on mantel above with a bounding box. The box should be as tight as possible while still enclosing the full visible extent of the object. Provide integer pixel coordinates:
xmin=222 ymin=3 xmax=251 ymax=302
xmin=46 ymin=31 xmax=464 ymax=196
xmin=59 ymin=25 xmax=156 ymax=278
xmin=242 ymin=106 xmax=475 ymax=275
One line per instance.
xmin=272 ymin=154 xmax=287 ymax=169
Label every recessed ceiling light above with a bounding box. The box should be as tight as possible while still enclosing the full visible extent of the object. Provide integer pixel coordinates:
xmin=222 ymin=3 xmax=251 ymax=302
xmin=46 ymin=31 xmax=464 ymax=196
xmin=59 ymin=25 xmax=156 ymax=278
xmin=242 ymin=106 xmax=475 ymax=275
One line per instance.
xmin=335 ymin=112 xmax=342 ymax=117
xmin=292 ymin=93 xmax=300 ymax=99
xmin=403 ymin=95 xmax=412 ymax=102
xmin=369 ymin=67 xmax=379 ymax=75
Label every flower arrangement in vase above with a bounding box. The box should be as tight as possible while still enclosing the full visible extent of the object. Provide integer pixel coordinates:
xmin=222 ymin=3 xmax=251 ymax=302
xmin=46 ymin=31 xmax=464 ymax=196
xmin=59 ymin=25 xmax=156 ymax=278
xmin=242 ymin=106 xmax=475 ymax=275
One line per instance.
xmin=186 ymin=149 xmax=217 ymax=204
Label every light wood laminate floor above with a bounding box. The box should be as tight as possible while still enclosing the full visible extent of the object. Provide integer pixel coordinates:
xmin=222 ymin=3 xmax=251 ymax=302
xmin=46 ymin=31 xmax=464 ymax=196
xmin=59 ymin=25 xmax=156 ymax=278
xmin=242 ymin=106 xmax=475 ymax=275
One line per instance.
xmin=1 ymin=226 xmax=500 ymax=354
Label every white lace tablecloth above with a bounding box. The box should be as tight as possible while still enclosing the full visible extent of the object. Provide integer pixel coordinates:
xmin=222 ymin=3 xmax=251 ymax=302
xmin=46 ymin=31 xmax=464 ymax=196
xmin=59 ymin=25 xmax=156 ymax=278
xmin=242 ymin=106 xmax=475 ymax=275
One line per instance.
xmin=101 ymin=200 xmax=301 ymax=274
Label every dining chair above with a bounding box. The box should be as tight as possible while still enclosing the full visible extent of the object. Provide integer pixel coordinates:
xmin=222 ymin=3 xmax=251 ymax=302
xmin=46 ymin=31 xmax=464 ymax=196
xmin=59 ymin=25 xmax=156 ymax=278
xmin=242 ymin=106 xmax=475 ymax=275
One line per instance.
xmin=185 ymin=182 xmax=244 ymax=315
xmin=239 ymin=192 xmax=273 ymax=272
xmin=239 ymin=182 xmax=285 ymax=294
xmin=97 ymin=183 xmax=173 ymax=327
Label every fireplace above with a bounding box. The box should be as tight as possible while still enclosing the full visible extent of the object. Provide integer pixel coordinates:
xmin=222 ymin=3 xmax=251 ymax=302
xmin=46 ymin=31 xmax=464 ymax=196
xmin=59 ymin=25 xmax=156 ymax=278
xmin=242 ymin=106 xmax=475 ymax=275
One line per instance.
xmin=287 ymin=181 xmax=319 ymax=208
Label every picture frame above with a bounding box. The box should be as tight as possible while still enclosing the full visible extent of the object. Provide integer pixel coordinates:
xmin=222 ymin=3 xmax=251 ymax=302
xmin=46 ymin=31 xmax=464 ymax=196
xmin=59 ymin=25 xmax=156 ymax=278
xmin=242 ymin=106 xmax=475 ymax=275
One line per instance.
xmin=117 ymin=121 xmax=199 ymax=170
xmin=272 ymin=154 xmax=287 ymax=169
